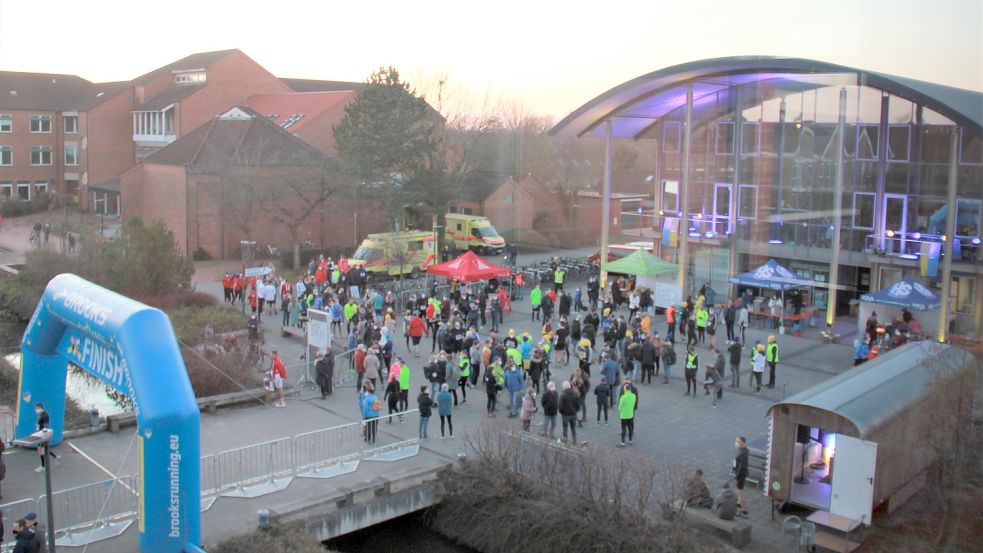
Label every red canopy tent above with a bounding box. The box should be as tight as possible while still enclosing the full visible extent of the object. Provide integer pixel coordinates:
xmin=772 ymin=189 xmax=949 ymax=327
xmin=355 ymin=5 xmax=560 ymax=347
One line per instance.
xmin=426 ymin=251 xmax=512 ymax=283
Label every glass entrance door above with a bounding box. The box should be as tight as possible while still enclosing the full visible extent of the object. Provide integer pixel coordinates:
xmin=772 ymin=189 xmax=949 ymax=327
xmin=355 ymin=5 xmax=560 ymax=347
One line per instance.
xmin=882 ymin=193 xmax=908 ymax=253
xmin=713 ymin=183 xmax=732 ymax=235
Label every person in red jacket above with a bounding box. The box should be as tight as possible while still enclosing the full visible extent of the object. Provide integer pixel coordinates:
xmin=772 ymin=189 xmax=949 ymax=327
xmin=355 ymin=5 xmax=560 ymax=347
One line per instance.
xmin=222 ymin=273 xmax=234 ymax=304
xmin=354 ymin=344 xmax=368 ymax=393
xmin=248 ymin=286 xmax=259 ymax=321
xmin=270 ymin=351 xmax=287 ymax=407
xmin=408 ymin=313 xmax=427 ymax=358
xmin=232 ymin=274 xmax=242 ymax=303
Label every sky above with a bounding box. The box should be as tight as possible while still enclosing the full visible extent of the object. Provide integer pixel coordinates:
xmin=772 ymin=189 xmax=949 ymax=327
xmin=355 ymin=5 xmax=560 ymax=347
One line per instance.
xmin=0 ymin=0 xmax=980 ymax=121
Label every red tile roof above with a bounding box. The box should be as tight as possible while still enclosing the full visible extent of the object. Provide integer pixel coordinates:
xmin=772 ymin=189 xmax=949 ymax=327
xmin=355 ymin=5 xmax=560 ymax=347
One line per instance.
xmin=245 ymin=91 xmax=355 ymax=132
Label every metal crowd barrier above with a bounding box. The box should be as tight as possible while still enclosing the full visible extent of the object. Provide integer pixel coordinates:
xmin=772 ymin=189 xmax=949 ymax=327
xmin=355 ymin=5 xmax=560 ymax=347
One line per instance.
xmin=215 ymin=437 xmax=294 ymax=498
xmin=293 ymin=421 xmax=363 ymax=479
xmin=332 ymin=348 xmax=357 ymax=388
xmin=200 ymin=454 xmax=218 ymax=511
xmin=362 ymin=408 xmax=421 ymax=462
xmin=41 ymin=476 xmax=138 ymax=547
xmin=1 ymin=498 xmax=37 ymax=552
xmin=0 ymin=408 xmax=14 ymax=443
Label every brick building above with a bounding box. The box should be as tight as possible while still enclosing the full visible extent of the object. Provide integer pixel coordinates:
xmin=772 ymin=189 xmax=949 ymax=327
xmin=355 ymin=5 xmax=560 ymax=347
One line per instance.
xmin=120 ymin=107 xmax=386 ymax=258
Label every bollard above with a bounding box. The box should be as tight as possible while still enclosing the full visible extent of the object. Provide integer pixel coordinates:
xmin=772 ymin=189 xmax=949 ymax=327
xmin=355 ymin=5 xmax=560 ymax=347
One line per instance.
xmin=457 ymin=452 xmax=467 ymax=469
xmin=257 ymin=508 xmax=271 ymax=529
xmin=89 ymin=406 xmax=100 ymax=428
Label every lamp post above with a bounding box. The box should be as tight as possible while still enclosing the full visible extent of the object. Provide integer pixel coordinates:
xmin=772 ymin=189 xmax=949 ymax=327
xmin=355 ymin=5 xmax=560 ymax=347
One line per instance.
xmin=14 ymin=428 xmax=56 ymax=552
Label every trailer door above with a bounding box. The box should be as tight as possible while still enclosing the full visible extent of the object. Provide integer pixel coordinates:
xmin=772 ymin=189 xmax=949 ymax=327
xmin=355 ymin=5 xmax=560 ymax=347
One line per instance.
xmin=830 ymin=435 xmax=877 ymax=524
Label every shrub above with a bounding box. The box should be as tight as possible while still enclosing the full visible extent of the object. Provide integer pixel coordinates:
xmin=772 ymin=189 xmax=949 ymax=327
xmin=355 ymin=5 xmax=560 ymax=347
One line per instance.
xmin=169 ymin=305 xmax=246 ymax=346
xmin=0 ymin=194 xmax=52 ymax=217
xmin=183 ymin=347 xmax=260 ymax=397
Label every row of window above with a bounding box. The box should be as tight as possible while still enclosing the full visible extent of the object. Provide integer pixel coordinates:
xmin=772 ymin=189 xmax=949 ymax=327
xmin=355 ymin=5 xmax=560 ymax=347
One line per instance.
xmin=661 ymin=121 xmax=983 ymax=165
xmin=0 ymin=144 xmax=79 ymax=166
xmin=0 ymin=114 xmax=77 ymax=134
xmin=0 ymin=181 xmax=48 ymax=201
xmin=660 ymin=180 xmax=983 ymax=237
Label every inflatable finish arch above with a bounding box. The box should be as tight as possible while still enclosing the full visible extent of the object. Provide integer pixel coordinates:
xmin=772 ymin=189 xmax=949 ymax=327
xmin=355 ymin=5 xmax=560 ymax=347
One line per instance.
xmin=16 ymin=274 xmax=203 ymax=553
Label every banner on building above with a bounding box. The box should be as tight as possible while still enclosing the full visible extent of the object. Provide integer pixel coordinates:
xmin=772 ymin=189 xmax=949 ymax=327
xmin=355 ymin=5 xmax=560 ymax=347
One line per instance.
xmin=920 ymin=242 xmax=941 ymax=277
xmin=662 ymin=217 xmax=679 ymax=248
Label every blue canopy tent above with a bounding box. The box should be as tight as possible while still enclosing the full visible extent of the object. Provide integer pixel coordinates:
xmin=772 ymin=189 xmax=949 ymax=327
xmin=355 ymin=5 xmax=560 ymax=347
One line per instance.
xmin=730 ymin=259 xmax=815 ymax=326
xmin=858 ymin=278 xmax=941 ymax=337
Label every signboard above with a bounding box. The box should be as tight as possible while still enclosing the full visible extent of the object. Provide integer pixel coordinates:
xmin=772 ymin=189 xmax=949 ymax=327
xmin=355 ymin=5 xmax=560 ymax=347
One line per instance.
xmin=244 ymin=266 xmax=273 ymax=278
xmin=653 ymin=282 xmax=682 ymax=309
xmin=349 ymin=285 xmax=361 ymax=300
xmin=307 ymin=309 xmax=330 ymax=349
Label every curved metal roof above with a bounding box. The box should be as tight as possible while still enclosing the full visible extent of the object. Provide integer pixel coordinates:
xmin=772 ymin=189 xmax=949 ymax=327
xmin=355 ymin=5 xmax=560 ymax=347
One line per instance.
xmin=550 ymin=56 xmax=983 ymax=139
xmin=768 ymin=341 xmax=972 ymax=438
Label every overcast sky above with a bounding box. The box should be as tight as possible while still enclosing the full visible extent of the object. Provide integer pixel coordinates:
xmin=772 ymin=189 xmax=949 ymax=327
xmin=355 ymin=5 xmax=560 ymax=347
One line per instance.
xmin=1 ymin=0 xmax=980 ymax=120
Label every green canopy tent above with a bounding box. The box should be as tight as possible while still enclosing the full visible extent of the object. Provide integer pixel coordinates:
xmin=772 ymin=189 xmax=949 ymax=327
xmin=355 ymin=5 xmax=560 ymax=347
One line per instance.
xmin=601 ymin=248 xmax=678 ymax=276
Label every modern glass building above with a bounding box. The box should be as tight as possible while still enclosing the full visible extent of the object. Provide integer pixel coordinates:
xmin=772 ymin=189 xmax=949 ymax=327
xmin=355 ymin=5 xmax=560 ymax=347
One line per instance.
xmin=551 ymin=57 xmax=982 ymax=335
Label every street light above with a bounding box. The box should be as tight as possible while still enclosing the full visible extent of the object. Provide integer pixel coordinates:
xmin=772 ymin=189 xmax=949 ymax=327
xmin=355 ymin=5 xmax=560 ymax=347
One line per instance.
xmin=14 ymin=428 xmax=56 ymax=553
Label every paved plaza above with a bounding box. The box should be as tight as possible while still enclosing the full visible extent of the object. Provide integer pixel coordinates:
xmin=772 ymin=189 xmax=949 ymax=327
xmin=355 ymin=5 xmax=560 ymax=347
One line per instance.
xmin=0 ymin=255 xmax=862 ymax=552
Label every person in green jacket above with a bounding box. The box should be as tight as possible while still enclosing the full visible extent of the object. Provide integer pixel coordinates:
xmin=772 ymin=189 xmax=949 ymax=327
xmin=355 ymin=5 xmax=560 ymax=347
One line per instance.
xmin=457 ymin=352 xmax=470 ymax=405
xmin=530 ymin=284 xmax=542 ymax=321
xmin=617 ymin=383 xmax=637 ymax=447
xmin=695 ymin=307 xmax=709 ymax=345
xmin=344 ymin=299 xmax=358 ymax=334
xmin=398 ymin=360 xmax=411 ymax=412
xmin=506 ymin=344 xmax=522 ymax=366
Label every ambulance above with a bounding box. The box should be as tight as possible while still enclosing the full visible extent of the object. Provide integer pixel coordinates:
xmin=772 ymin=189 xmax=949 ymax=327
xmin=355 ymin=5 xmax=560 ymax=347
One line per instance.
xmin=444 ymin=213 xmax=506 ymax=254
xmin=349 ymin=231 xmax=437 ymax=278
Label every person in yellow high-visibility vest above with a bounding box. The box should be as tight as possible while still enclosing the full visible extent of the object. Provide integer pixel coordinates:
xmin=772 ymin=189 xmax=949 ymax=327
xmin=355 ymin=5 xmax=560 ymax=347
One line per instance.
xmin=695 ymin=307 xmax=709 ymax=345
xmin=553 ymin=267 xmax=566 ymax=293
xmin=765 ymin=335 xmax=779 ymax=389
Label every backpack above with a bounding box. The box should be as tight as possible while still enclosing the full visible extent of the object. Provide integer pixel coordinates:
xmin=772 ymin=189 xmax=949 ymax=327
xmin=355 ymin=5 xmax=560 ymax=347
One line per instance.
xmin=668 ymin=348 xmax=677 ymax=365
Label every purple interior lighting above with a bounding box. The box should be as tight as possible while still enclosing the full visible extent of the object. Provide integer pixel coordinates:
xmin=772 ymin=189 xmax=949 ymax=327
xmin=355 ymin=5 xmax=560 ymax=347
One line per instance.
xmin=973 ymin=237 xmax=982 ymax=245
xmin=768 ymin=239 xmax=783 ymax=244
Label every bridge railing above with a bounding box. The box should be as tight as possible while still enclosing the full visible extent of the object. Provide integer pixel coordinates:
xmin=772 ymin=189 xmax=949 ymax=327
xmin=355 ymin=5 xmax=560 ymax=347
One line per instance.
xmin=215 ymin=437 xmax=295 ymax=499
xmin=293 ymin=421 xmax=363 ymax=479
xmin=40 ymin=476 xmax=138 ymax=547
xmin=362 ymin=408 xmax=421 ymax=462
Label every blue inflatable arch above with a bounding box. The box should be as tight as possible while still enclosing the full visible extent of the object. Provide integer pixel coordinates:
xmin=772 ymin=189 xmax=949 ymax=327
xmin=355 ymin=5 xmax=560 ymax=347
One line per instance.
xmin=16 ymin=274 xmax=203 ymax=553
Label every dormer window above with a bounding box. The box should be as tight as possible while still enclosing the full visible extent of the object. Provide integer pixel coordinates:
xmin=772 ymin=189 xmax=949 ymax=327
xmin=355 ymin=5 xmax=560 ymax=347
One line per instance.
xmin=174 ymin=70 xmax=206 ymax=84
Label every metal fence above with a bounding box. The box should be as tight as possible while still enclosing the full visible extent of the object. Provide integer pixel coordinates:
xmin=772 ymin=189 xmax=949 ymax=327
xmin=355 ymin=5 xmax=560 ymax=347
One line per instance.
xmin=215 ymin=437 xmax=294 ymax=498
xmin=0 ymin=407 xmax=15 ymax=443
xmin=200 ymin=454 xmax=218 ymax=511
xmin=42 ymin=476 xmax=138 ymax=547
xmin=293 ymin=421 xmax=363 ymax=479
xmin=332 ymin=348 xmax=357 ymax=388
xmin=363 ymin=409 xmax=421 ymax=462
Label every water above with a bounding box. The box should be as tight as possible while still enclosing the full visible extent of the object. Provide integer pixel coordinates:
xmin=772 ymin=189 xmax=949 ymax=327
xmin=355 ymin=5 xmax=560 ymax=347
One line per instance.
xmin=324 ymin=512 xmax=478 ymax=553
xmin=0 ymin=320 xmax=129 ymax=417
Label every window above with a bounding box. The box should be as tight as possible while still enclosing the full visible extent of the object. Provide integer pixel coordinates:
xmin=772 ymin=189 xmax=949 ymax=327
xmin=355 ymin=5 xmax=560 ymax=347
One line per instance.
xmin=34 ymin=181 xmax=47 ymax=195
xmin=951 ymin=276 xmax=975 ymax=314
xmin=504 ymin=193 xmax=513 ymax=205
xmin=852 ymin=192 xmax=875 ymax=229
xmin=30 ymin=115 xmax=51 ymax=133
xmin=64 ymin=115 xmax=78 ymax=134
xmin=741 ymin=122 xmax=760 ymax=155
xmin=960 ymin=128 xmax=983 ymax=165
xmin=857 ymin=125 xmax=879 ymax=161
xmin=30 ymin=146 xmax=52 ymax=166
xmin=661 ymin=180 xmax=679 ymax=213
xmin=0 ymin=114 xmax=11 ymax=133
xmin=663 ymin=121 xmax=681 ymax=153
xmin=174 ymin=71 xmax=207 ymax=84
xmin=0 ymin=182 xmax=11 ymax=199
xmin=716 ymin=122 xmax=734 ymax=155
xmin=16 ymin=181 xmax=30 ymax=201
xmin=887 ymin=125 xmax=910 ymax=162
xmin=738 ymin=184 xmax=758 ymax=219
xmin=0 ymin=146 xmax=11 ymax=166
xmin=955 ymin=198 xmax=981 ymax=237
xmin=65 ymin=143 xmax=79 ymax=166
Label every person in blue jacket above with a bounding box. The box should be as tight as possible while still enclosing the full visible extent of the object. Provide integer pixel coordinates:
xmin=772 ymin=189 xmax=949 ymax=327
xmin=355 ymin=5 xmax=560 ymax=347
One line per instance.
xmin=504 ymin=361 xmax=526 ymax=418
xmin=436 ymin=383 xmax=454 ymax=439
xmin=361 ymin=382 xmax=380 ymax=445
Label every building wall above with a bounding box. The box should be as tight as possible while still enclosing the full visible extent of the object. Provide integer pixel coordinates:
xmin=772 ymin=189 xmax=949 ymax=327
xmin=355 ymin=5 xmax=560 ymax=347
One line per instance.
xmin=483 ymin=179 xmax=533 ymax=238
xmin=291 ymin=99 xmax=352 ymax=156
xmin=120 ymin=162 xmax=189 ymax=252
xmin=0 ymin=108 xmax=61 ymax=200
xmin=85 ymin=91 xmax=136 ymax=202
xmin=177 ymin=54 xmax=290 ymax=138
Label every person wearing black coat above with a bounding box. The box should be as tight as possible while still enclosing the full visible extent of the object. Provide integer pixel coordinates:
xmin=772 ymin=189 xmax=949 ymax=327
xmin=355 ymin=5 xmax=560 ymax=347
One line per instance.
xmin=733 ymin=436 xmax=750 ymax=517
xmin=558 ymin=292 xmax=571 ymax=318
xmin=558 ymin=382 xmax=580 ymax=444
xmin=10 ymin=519 xmax=38 ymax=553
xmin=541 ymin=383 xmax=559 ymax=438
xmin=593 ymin=377 xmax=611 ymax=424
xmin=315 ymin=351 xmax=335 ymax=399
xmin=640 ymin=340 xmax=658 ymax=383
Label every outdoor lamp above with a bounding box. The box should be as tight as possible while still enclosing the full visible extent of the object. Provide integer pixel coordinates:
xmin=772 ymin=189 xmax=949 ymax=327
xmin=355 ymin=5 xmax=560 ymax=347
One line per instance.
xmin=972 ymin=237 xmax=981 ymax=245
xmin=658 ymin=209 xmax=665 ymax=216
xmin=13 ymin=429 xmax=56 ymax=553
xmin=886 ymin=229 xmax=895 ymax=238
xmin=913 ymin=232 xmax=922 ymax=240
